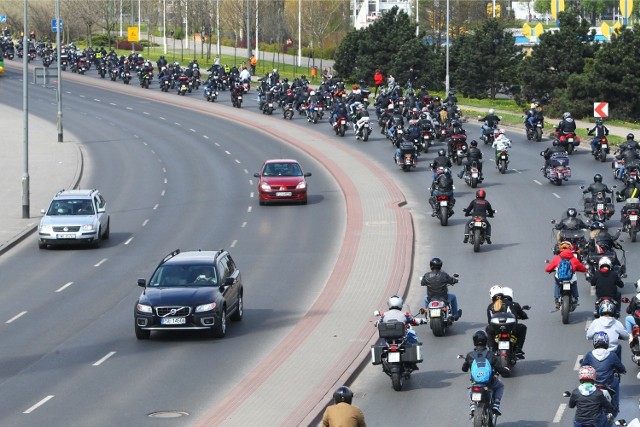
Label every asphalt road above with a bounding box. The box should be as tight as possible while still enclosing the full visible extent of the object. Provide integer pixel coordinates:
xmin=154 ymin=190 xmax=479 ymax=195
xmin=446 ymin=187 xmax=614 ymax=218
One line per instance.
xmin=0 ymin=66 xmax=343 ymax=426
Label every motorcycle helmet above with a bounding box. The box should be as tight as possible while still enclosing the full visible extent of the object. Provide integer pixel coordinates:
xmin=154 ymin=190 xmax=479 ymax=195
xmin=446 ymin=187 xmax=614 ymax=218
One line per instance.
xmin=627 ymin=133 xmax=635 ymax=141
xmin=429 ymin=257 xmax=443 ymax=271
xmin=590 ymin=221 xmax=606 ymax=231
xmin=309 ymin=90 xmax=315 ymax=96
xmin=566 ymin=207 xmax=577 ymax=218
xmin=559 ymin=241 xmax=572 ymax=251
xmin=476 ymin=189 xmax=486 ymax=199
xmin=552 ymin=139 xmax=560 ymax=147
xmin=499 ymin=129 xmax=505 ymax=135
xmin=533 ymin=101 xmax=540 ymax=108
xmin=502 ymin=287 xmax=514 ymax=301
xmin=438 ymin=149 xmax=446 ymax=157
xmin=333 ymin=386 xmax=354 ymax=405
xmin=420 ymin=84 xmax=427 ymax=91
xmin=412 ymin=107 xmax=418 ymax=114
xmin=594 ymin=174 xmax=603 ymax=183
xmin=286 ymin=89 xmax=292 ymax=95
xmin=598 ymin=256 xmax=612 ymax=272
xmin=434 ymin=96 xmax=441 ymax=102
xmin=283 ymin=77 xmax=289 ymax=83
xmin=488 ymin=108 xmax=495 ymax=115
xmin=592 ymin=331 xmax=610 ymax=349
xmin=443 ymin=167 xmax=451 ymax=176
xmin=578 ymin=365 xmax=597 ymax=382
xmin=494 ymin=129 xmax=501 ymax=138
xmin=489 ymin=285 xmax=503 ymax=300
xmin=563 ymin=112 xmax=571 ymax=119
xmin=436 ymin=166 xmax=445 ymax=175
xmin=472 ymin=330 xmax=488 ymax=347
xmin=598 ymin=299 xmax=615 ymax=316
xmin=470 ymin=140 xmax=478 ymax=147
xmin=387 ymin=295 xmax=403 ymax=310
xmin=595 ymin=118 xmax=603 ymax=125
xmin=422 ymin=107 xmax=429 ymax=113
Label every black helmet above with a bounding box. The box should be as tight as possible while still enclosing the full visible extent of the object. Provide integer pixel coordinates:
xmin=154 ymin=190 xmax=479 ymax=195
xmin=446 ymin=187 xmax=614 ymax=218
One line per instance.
xmin=595 ymin=118 xmax=603 ymax=125
xmin=434 ymin=96 xmax=441 ymax=102
xmin=333 ymin=386 xmax=353 ymax=405
xmin=476 ymin=189 xmax=486 ymax=199
xmin=438 ymin=149 xmax=446 ymax=157
xmin=552 ymin=139 xmax=560 ymax=146
xmin=628 ymin=133 xmax=635 ymax=141
xmin=567 ymin=207 xmax=577 ymax=218
xmin=359 ymin=79 xmax=365 ymax=85
xmin=470 ymin=140 xmax=478 ymax=147
xmin=473 ymin=330 xmax=488 ymax=347
xmin=430 ymin=257 xmax=443 ymax=271
xmin=594 ymin=173 xmax=603 ymax=183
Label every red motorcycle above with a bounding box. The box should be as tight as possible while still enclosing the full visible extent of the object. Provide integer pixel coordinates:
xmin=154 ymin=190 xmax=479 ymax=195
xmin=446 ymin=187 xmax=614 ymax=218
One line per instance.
xmin=555 ymin=129 xmax=580 ymax=154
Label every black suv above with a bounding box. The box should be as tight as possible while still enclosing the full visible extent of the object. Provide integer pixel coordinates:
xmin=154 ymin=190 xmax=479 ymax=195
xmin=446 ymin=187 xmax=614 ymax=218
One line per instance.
xmin=134 ymin=249 xmax=243 ymax=339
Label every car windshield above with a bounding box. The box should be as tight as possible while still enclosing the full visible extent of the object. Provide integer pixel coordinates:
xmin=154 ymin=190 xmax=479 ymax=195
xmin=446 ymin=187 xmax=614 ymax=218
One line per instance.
xmin=46 ymin=199 xmax=95 ymax=215
xmin=149 ymin=264 xmax=218 ymax=287
xmin=263 ymin=162 xmax=303 ymax=177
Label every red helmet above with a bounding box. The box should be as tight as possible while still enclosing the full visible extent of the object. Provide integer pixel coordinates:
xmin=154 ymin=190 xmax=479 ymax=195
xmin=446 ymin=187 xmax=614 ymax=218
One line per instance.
xmin=476 ymin=189 xmax=486 ymax=199
xmin=352 ymin=85 xmax=358 ymax=90
xmin=578 ymin=365 xmax=596 ymax=382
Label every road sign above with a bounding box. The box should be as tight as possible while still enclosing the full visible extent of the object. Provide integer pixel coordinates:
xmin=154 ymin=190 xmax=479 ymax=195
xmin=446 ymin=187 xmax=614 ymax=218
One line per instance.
xmin=127 ymin=27 xmax=139 ymax=42
xmin=551 ymin=0 xmax=565 ymax=20
xmin=594 ymin=102 xmax=609 ymax=118
xmin=620 ymin=0 xmax=633 ymax=18
xmin=51 ymin=19 xmax=63 ymax=32
xmin=0 ymin=15 xmax=7 ymax=23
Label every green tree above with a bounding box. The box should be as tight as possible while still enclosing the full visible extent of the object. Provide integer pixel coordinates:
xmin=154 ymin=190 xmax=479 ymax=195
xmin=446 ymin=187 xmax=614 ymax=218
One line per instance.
xmin=449 ymin=19 xmax=521 ymax=99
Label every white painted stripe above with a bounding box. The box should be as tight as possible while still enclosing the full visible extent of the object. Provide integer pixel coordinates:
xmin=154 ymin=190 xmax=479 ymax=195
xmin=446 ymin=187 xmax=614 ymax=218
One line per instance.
xmin=94 ymin=258 xmax=108 ymax=267
xmin=247 ymin=206 xmax=252 ymax=213
xmin=512 ymin=168 xmax=520 ymax=173
xmin=249 ymin=179 xmax=253 ymax=185
xmin=241 ymin=222 xmax=247 ymax=228
xmin=230 ymin=240 xmax=237 ymax=248
xmin=159 ymin=116 xmax=166 ymax=120
xmin=23 ymin=395 xmax=55 ymax=414
xmin=215 ymin=142 xmax=220 ymax=146
xmin=92 ymin=351 xmax=116 ymax=366
xmin=244 ymin=169 xmax=249 ymax=174
xmin=109 ymin=102 xmax=117 ymax=106
xmin=533 ymin=179 xmax=542 ymax=185
xmin=124 ymin=237 xmax=133 ymax=245
xmin=235 ymin=159 xmax=241 ymax=164
xmin=552 ymin=403 xmax=566 ymax=423
xmin=162 ymin=168 xmax=166 ymax=173
xmin=6 ymin=311 xmax=27 ymax=324
xmin=55 ymin=282 xmax=73 ymax=292
xmin=66 ymin=91 xmax=72 ymax=94
xmin=143 ymin=111 xmax=150 ymax=115
xmin=150 ymin=150 xmax=155 ymax=154
xmin=134 ymin=134 xmax=139 ymax=139
xmin=574 ymin=355 xmax=583 ymax=370
xmin=153 ymin=204 xmax=159 ymax=210
xmin=189 ymin=128 xmax=196 ymax=132
xmin=203 ymin=135 xmax=209 ymax=139
xmin=126 ymin=106 xmax=133 ymax=110
xmin=79 ymin=94 xmax=86 ymax=98
xmin=174 ymin=122 xmax=181 ymax=126
xmin=142 ymin=219 xmax=149 ymax=227
xmin=164 ymin=178 xmax=167 ymax=184
xmin=553 ymin=193 xmax=561 ymax=199
xmin=93 ymin=98 xmax=101 ymax=102
xmin=250 ymin=192 xmax=254 ymax=198
xmin=142 ymin=141 xmax=148 ymax=146
xmin=161 ymin=190 xmax=166 ymax=196
xmin=225 ymin=150 xmax=231 ymax=155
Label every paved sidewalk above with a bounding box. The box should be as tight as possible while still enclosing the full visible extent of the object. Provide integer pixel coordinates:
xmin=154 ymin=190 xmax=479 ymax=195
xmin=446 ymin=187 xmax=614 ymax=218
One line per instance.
xmin=0 ymin=102 xmax=83 ymax=255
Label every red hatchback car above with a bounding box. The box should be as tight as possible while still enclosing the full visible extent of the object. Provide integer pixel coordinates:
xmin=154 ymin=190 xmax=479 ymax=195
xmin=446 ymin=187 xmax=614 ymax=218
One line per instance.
xmin=254 ymin=159 xmax=312 ymax=205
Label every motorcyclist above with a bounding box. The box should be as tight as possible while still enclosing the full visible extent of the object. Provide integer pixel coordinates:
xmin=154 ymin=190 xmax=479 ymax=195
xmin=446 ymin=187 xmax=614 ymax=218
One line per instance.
xmin=491 ymin=129 xmax=512 ymax=164
xmin=587 ymin=299 xmax=629 ymax=360
xmin=354 ymin=105 xmax=370 ymax=140
xmin=321 ymin=386 xmax=367 ymax=427
xmin=230 ymin=81 xmax=243 ymax=103
xmin=420 ymin=257 xmax=461 ymax=320
xmin=615 ymin=134 xmax=640 ymax=180
xmin=582 ymin=174 xmax=613 ymax=205
xmin=588 ymin=118 xmax=610 ymax=155
xmin=395 ymin=139 xmax=417 ymax=165
xmin=624 ymin=290 xmax=640 ymax=334
xmin=616 ymin=176 xmax=640 ymax=223
xmin=524 ymin=101 xmax=544 ymax=131
xmin=461 ymin=330 xmax=507 ymax=416
xmin=591 ymin=256 xmax=624 ymax=312
xmin=554 ymin=208 xmax=589 ymax=248
xmin=387 ymin=108 xmax=405 ymax=142
xmin=431 ymin=149 xmax=452 ymax=180
xmin=374 ymin=89 xmax=391 ymax=119
xmin=447 ymin=120 xmax=466 ymax=157
xmin=485 ymin=286 xmax=528 ymax=356
xmin=330 ymin=100 xmax=349 ymax=127
xmin=457 ymin=139 xmax=483 ymax=180
xmin=239 ymin=66 xmax=251 ymax=83
xmin=346 ymin=85 xmax=363 ymax=116
xmin=568 ymin=365 xmax=615 ymax=427
xmin=444 ymin=90 xmax=458 ymax=105
xmin=429 ymin=167 xmax=455 ymax=217
xmin=478 ymin=108 xmax=501 ymax=140
xmin=545 ymin=243 xmax=586 ymax=308
xmin=557 ymin=111 xmax=577 ymax=135
xmin=463 ymin=189 xmax=495 ymax=244
xmin=581 ymin=331 xmax=626 ymax=412
xmin=542 ymin=139 xmax=568 ymax=169
xmin=378 ymin=295 xmax=426 ymax=346
xmin=587 ymin=222 xmax=624 ymax=275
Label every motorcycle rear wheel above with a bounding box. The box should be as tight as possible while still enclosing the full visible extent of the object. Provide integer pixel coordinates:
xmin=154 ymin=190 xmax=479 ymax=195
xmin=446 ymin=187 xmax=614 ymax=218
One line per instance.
xmin=561 ymin=295 xmax=571 ymax=324
xmin=630 ymin=228 xmax=637 ymax=243
xmin=456 ymin=157 xmax=463 ymax=166
xmin=391 ymin=371 xmax=404 ymax=391
xmin=430 ymin=317 xmax=446 ymax=336
xmin=600 ymin=152 xmax=607 ymax=163
xmin=471 ymin=177 xmax=478 ymax=188
xmin=473 ymin=229 xmax=481 ymax=253
xmin=498 ymin=160 xmax=507 ymax=174
xmin=535 ymin=128 xmax=542 ymax=142
xmin=339 ymin=124 xmax=346 ymax=137
xmin=473 ymin=403 xmax=496 ymax=427
xmin=566 ymin=144 xmax=574 ymax=155
xmin=363 ymin=130 xmax=369 ymax=142
xmin=440 ymin=206 xmax=449 ymax=227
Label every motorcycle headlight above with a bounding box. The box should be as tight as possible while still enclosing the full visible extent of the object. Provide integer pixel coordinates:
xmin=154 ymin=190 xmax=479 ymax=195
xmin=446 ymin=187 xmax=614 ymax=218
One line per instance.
xmin=196 ymin=303 xmax=216 ymax=313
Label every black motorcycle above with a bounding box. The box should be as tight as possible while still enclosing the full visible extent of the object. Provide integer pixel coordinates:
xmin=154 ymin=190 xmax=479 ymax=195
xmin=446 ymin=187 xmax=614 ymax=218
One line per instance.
xmin=525 ymin=117 xmax=544 ymax=142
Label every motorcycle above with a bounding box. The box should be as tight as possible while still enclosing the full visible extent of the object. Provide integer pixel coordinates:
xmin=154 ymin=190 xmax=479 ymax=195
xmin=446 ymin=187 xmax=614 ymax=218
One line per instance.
xmin=555 ymin=129 xmax=581 ymax=155
xmin=458 ymin=353 xmax=501 ymax=427
xmin=354 ymin=116 xmax=372 ymax=141
xmin=309 ymin=103 xmax=324 ymax=124
xmin=140 ymin=72 xmax=151 ymax=89
xmin=282 ymin=103 xmax=294 ymax=120
xmin=334 ymin=116 xmax=348 ymax=137
xmin=109 ymin=66 xmax=119 ymax=81
xmin=232 ymin=93 xmax=243 ymax=108
xmin=395 ymin=148 xmax=417 ymax=172
xmin=432 ymin=193 xmax=454 ymax=227
xmin=371 ymin=310 xmax=425 ymax=391
xmin=541 ymin=152 xmax=571 ymax=185
xmin=261 ymin=100 xmax=274 ymax=114
xmin=526 ymin=117 xmax=544 ymax=142
xmin=422 ymin=127 xmax=435 ymax=154
xmin=177 ymin=80 xmax=189 ymax=96
xmin=489 ymin=309 xmax=528 ymax=377
xmin=449 ymin=134 xmax=468 ymax=166
xmin=479 ymin=118 xmax=498 ymax=145
xmin=122 ymin=70 xmax=131 ymax=85
xmin=621 ymin=198 xmax=640 ymax=242
xmin=421 ymin=274 xmax=459 ymax=336
xmin=592 ymin=135 xmax=610 ymax=163
xmin=582 ymin=188 xmax=616 ymax=223
xmin=546 ymin=259 xmax=579 ymax=324
xmin=160 ymin=77 xmax=171 ymax=93
xmin=467 ymin=215 xmax=493 ymax=253
xmin=463 ymin=161 xmax=483 ymax=189
xmin=496 ymin=149 xmax=509 ymax=174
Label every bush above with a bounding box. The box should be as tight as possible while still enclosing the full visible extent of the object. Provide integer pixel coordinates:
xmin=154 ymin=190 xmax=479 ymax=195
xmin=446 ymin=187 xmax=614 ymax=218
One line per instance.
xmin=115 ymin=39 xmax=143 ymax=51
xmin=90 ymin=34 xmax=112 ymax=46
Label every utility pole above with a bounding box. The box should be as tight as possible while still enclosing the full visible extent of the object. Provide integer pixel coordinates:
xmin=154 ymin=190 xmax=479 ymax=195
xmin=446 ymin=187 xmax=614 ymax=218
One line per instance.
xmin=22 ymin=0 xmax=30 ymax=219
xmin=56 ymin=0 xmax=63 ymax=143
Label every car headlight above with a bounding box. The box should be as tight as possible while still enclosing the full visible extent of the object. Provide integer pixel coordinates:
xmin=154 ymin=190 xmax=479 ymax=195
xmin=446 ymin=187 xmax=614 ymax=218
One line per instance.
xmin=81 ymin=224 xmax=96 ymax=231
xmin=136 ymin=303 xmax=152 ymax=314
xmin=260 ymin=182 xmax=271 ymax=191
xmin=195 ymin=302 xmax=216 ymax=313
xmin=39 ymin=224 xmax=53 ymax=233
xmin=296 ymin=181 xmax=307 ymax=189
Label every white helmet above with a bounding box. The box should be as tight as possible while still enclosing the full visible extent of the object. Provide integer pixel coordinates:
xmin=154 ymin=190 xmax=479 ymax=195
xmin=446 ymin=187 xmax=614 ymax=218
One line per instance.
xmin=488 ymin=108 xmax=495 ymax=115
xmin=502 ymin=287 xmax=514 ymax=300
xmin=598 ymin=256 xmax=612 ymax=270
xmin=309 ymin=90 xmax=315 ymax=96
xmin=489 ymin=285 xmax=503 ymax=299
xmin=387 ymin=295 xmax=403 ymax=310
xmin=563 ymin=112 xmax=571 ymax=119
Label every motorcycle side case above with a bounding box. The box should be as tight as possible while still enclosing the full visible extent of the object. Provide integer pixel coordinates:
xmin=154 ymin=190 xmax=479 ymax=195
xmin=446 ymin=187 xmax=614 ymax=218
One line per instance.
xmin=401 ymin=343 xmax=423 ymax=363
xmin=371 ymin=338 xmax=386 ymax=365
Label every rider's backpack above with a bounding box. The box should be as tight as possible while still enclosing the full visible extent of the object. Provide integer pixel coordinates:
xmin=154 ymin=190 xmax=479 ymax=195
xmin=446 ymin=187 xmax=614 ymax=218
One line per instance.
xmin=556 ymin=257 xmax=574 ymax=281
xmin=470 ymin=348 xmax=493 ymax=384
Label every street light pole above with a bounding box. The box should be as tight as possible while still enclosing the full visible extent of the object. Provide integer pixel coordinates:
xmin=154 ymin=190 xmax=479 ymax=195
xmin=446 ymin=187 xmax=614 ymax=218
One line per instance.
xmin=416 ymin=0 xmax=419 ymax=36
xmin=216 ymin=0 xmax=220 ymax=56
xmin=246 ymin=0 xmax=251 ymax=59
xmin=56 ymin=0 xmax=63 ymax=143
xmin=297 ymin=0 xmax=301 ymax=67
xmin=445 ymin=0 xmax=450 ymax=94
xmin=163 ymin=0 xmax=167 ymax=54
xmin=22 ymin=0 xmax=30 ymax=219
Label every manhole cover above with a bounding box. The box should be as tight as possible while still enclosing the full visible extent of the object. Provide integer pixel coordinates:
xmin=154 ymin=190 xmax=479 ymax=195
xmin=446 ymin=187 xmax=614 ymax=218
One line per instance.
xmin=148 ymin=411 xmax=189 ymax=419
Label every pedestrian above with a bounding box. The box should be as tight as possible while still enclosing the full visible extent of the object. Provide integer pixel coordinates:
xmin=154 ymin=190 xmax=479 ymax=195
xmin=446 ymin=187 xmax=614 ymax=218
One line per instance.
xmin=214 ymin=54 xmax=220 ymax=66
xmin=249 ymin=55 xmax=257 ymax=75
xmin=321 ymin=386 xmax=366 ymax=427
xmin=373 ymin=68 xmax=384 ymax=97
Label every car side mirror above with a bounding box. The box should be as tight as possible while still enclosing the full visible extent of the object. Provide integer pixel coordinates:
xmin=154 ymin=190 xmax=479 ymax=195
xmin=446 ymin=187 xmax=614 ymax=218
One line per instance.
xmin=253 ymin=173 xmax=260 ymax=178
xmin=137 ymin=278 xmax=146 ymax=287
xmin=304 ymin=172 xmax=312 ymax=177
xmin=223 ymin=276 xmax=235 ymax=287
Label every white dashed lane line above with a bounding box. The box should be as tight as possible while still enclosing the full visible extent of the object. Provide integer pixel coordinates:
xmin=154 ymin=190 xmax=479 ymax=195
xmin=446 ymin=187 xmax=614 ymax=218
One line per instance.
xmin=6 ymin=311 xmax=27 ymax=324
xmin=55 ymin=282 xmax=73 ymax=293
xmin=159 ymin=116 xmax=166 ymax=120
xmin=230 ymin=240 xmax=237 ymax=248
xmin=203 ymin=135 xmax=209 ymax=139
xmin=93 ymin=98 xmax=101 ymax=102
xmin=23 ymin=395 xmax=55 ymax=414
xmin=215 ymin=142 xmax=220 ymax=147
xmin=94 ymin=258 xmax=108 ymax=267
xmin=189 ymin=128 xmax=196 ymax=132
xmin=124 ymin=237 xmax=134 ymax=245
xmin=247 ymin=206 xmax=252 ymax=213
xmin=244 ymin=169 xmax=249 ymax=174
xmin=553 ymin=193 xmax=561 ymax=199
xmin=552 ymin=403 xmax=567 ymax=423
xmin=126 ymin=107 xmax=132 ymax=110
xmin=142 ymin=219 xmax=149 ymax=227
xmin=225 ymin=150 xmax=231 ymax=155
xmin=109 ymin=102 xmax=117 ymax=106
xmin=235 ymin=159 xmax=241 ymax=164
xmin=242 ymin=222 xmax=247 ymax=228
xmin=153 ymin=204 xmax=159 ymax=210
xmin=174 ymin=122 xmax=181 ymax=126
xmin=250 ymin=192 xmax=254 ymax=198
xmin=161 ymin=190 xmax=166 ymax=196
xmin=533 ymin=179 xmax=543 ymax=185
xmin=92 ymin=351 xmax=117 ymax=367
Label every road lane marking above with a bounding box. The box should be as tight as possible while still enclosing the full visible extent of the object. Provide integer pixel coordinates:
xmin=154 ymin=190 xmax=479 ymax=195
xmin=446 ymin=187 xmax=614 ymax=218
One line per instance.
xmin=124 ymin=237 xmax=133 ymax=245
xmin=553 ymin=193 xmax=561 ymax=199
xmin=574 ymin=355 xmax=583 ymax=370
xmin=23 ymin=395 xmax=55 ymax=414
xmin=143 ymin=111 xmax=150 ymax=115
xmin=533 ymin=180 xmax=542 ymax=185
xmin=244 ymin=169 xmax=249 ymax=174
xmin=162 ymin=167 xmax=166 ymax=173
xmin=93 ymin=351 xmax=116 ymax=366
xmin=126 ymin=106 xmax=132 ymax=110
xmin=94 ymin=258 xmax=108 ymax=267
xmin=153 ymin=204 xmax=159 ymax=210
xmin=164 ymin=178 xmax=167 ymax=184
xmin=225 ymin=150 xmax=231 ymax=155
xmin=150 ymin=149 xmax=155 ymax=154
xmin=159 ymin=116 xmax=166 ymax=120
xmin=109 ymin=102 xmax=117 ymax=106
xmin=174 ymin=122 xmax=181 ymax=126
xmin=79 ymin=94 xmax=85 ymax=98
xmin=247 ymin=206 xmax=252 ymax=213
xmin=142 ymin=219 xmax=149 ymax=227
xmin=250 ymin=192 xmax=254 ymax=198
xmin=512 ymin=168 xmax=521 ymax=173
xmin=94 ymin=99 xmax=101 ymax=102
xmin=203 ymin=135 xmax=209 ymax=139
xmin=235 ymin=159 xmax=241 ymax=164
xmin=215 ymin=142 xmax=220 ymax=147
xmin=189 ymin=128 xmax=196 ymax=133
xmin=6 ymin=311 xmax=27 ymax=324
xmin=55 ymin=282 xmax=73 ymax=292
xmin=242 ymin=222 xmax=247 ymax=228
xmin=249 ymin=179 xmax=253 ymax=185
xmin=161 ymin=190 xmax=166 ymax=196
xmin=552 ymin=403 xmax=566 ymax=423
xmin=230 ymin=240 xmax=237 ymax=248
